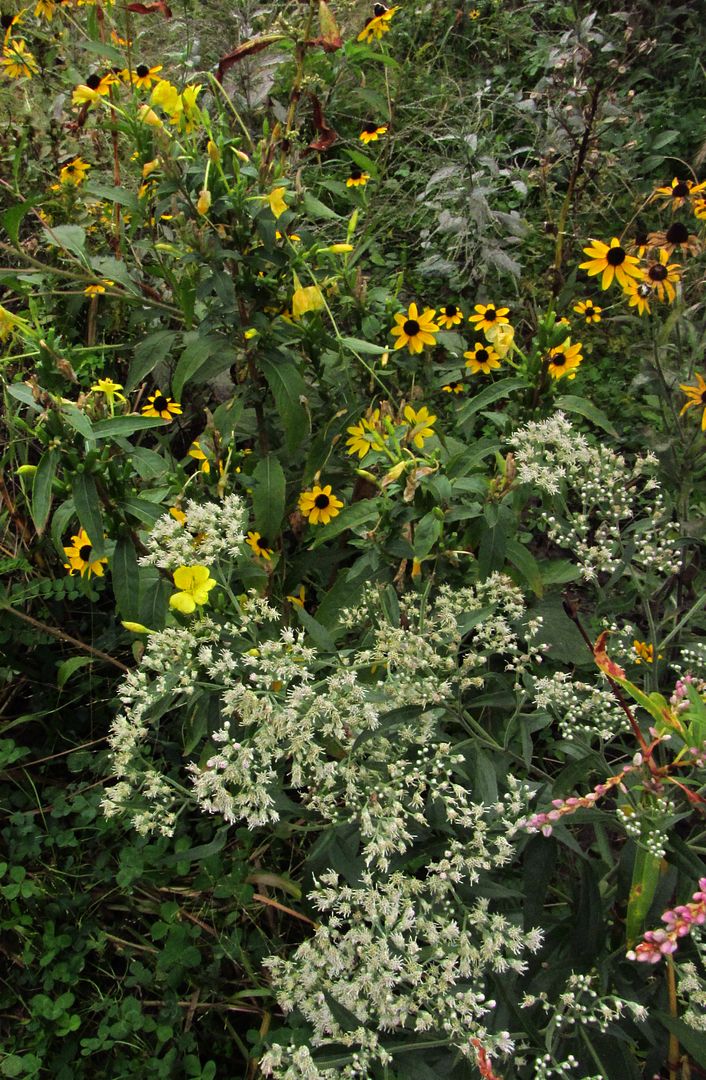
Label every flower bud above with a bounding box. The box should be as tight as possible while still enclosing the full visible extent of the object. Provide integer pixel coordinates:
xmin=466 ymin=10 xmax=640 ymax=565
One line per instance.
xmin=196 ymin=189 xmax=212 ymax=215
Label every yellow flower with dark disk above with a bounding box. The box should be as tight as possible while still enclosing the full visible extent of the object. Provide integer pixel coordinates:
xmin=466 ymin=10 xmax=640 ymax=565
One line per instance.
xmin=346 ymin=167 xmax=370 ymax=188
xmin=63 ymin=528 xmax=108 ymax=579
xmin=653 ymin=176 xmax=706 ymax=211
xmin=679 ymin=373 xmax=706 ymax=431
xmin=359 ymin=121 xmax=387 ymax=143
xmin=643 ymin=249 xmax=680 ymax=303
xmin=34 ymin=0 xmax=56 ymax=18
xmin=141 ymin=389 xmax=182 ymax=421
xmin=437 ymin=303 xmax=464 ymax=329
xmin=464 ymin=343 xmax=501 ymax=375
xmin=357 ymin=5 xmax=398 ymax=43
xmin=694 ymin=198 xmax=706 ymax=221
xmin=169 ymin=565 xmax=217 ymax=614
xmin=60 ymin=157 xmax=91 ymax=186
xmin=346 ymin=410 xmax=384 ymax=459
xmin=442 ymin=381 xmax=465 ymax=394
xmin=546 ymin=340 xmax=583 ymax=380
xmin=390 ymin=302 xmax=439 ymax=354
xmin=623 ymin=278 xmax=652 ymax=316
xmin=246 ymin=531 xmax=273 ymax=561
xmin=286 ymin=585 xmax=306 ymax=608
xmin=1 ymin=39 xmax=38 ymax=79
xmin=648 ymin=222 xmax=701 ymax=258
xmin=123 ymin=63 xmax=163 ymax=89
xmin=299 ymin=484 xmax=344 ymax=525
xmin=579 ymin=237 xmax=642 ymax=290
xmin=573 ymin=299 xmax=602 ymax=325
xmin=402 ymin=404 xmax=436 ymax=449
xmin=468 ymin=303 xmax=510 ymax=333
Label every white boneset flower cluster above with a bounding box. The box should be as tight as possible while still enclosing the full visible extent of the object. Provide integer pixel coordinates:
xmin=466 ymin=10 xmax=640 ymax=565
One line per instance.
xmin=533 ymin=671 xmax=627 ymax=742
xmin=260 ymin=865 xmax=542 ymax=1079
xmin=678 ymin=942 xmax=706 ymax=1033
xmin=511 ymin=413 xmax=680 ymax=582
xmin=139 ymin=493 xmax=247 ymax=569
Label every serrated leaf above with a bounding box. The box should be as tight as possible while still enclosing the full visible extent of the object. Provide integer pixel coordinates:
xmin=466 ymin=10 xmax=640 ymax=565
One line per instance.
xmin=252 ymin=454 xmax=286 ymax=540
xmin=71 ymin=473 xmax=105 ymax=557
xmin=31 ymin=449 xmax=59 ymax=535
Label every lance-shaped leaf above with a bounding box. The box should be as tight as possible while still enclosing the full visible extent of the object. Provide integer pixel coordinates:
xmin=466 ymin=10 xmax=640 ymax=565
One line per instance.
xmin=306 ymin=0 xmax=343 ymax=51
xmin=306 ymin=93 xmax=338 ymax=152
xmin=217 ymin=35 xmax=287 ymax=83
xmin=127 ymin=0 xmax=172 ymax=17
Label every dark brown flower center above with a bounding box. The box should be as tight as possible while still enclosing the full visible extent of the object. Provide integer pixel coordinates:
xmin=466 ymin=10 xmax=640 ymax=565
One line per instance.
xmin=484 ymin=307 xmax=497 ymax=321
xmin=648 ymin=264 xmax=668 ymax=281
xmin=447 ymin=382 xmax=460 ymax=390
xmin=257 ymin=537 xmax=269 ymax=549
xmin=606 ymin=246 xmax=626 ymax=266
xmin=350 ymin=167 xmax=362 ymax=181
xmin=1 ymin=15 xmax=15 ymax=27
xmin=363 ymin=122 xmax=378 ymax=134
xmin=552 ymin=354 xmax=566 ymax=366
xmin=65 ymin=164 xmax=76 ymax=173
xmin=86 ymin=73 xmax=102 ymax=90
xmin=444 ymin=304 xmax=457 ymax=316
xmin=476 ymin=349 xmax=488 ymax=362
xmin=666 ymin=222 xmax=689 ymax=244
xmin=79 ymin=544 xmax=93 ymax=561
xmin=136 ymin=64 xmax=150 ymax=78
xmin=314 ymin=494 xmax=330 ymax=509
xmin=701 ymin=391 xmax=706 ymax=405
xmin=403 ymin=319 xmax=420 ymax=336
xmin=637 ymin=283 xmax=652 ymax=298
xmin=373 ymin=2 xmax=388 ymax=14
xmin=153 ymin=395 xmax=168 ymax=411
xmin=634 ymin=230 xmax=648 ymax=247
xmin=672 ymin=181 xmax=689 ymax=198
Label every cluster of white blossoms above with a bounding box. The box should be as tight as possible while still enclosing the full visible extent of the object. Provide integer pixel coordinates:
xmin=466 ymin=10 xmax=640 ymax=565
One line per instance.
xmin=533 ymin=671 xmax=627 ymax=742
xmin=260 ymin=863 xmax=543 ymax=1079
xmin=678 ymin=943 xmax=706 ymax=1032
xmin=139 ymin=494 xmax=247 ymax=569
xmin=511 ymin=413 xmax=680 ymax=582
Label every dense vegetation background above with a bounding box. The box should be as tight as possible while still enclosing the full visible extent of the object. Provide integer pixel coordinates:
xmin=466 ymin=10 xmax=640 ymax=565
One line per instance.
xmin=2 ymin=0 xmax=706 ymax=1077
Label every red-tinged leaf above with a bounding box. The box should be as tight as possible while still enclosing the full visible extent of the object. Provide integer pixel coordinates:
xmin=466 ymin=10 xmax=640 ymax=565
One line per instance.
xmin=306 ymin=92 xmax=338 ymax=152
xmin=318 ymin=0 xmax=342 ymax=48
xmin=126 ymin=0 xmax=172 ymax=16
xmin=216 ymin=35 xmax=286 ymax=83
xmin=593 ymin=630 xmax=626 ymax=680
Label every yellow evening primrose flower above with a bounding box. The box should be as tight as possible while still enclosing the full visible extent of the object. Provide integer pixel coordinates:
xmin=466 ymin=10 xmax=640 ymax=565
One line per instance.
xmin=402 ymin=405 xmax=436 ymax=449
xmin=60 ymin=157 xmax=91 ymax=185
xmin=484 ymin=322 xmax=515 ymax=357
xmin=390 ymin=302 xmax=439 ymax=355
xmin=468 ymin=303 xmax=510 ymax=333
xmin=90 ymin=378 xmax=125 ymax=406
xmin=169 ymin=565 xmax=217 ymax=614
xmin=464 ymin=343 xmax=501 ymax=375
xmin=150 ymin=77 xmax=180 ymax=113
xmin=84 ymin=280 xmax=114 ymax=296
xmin=63 ymin=527 xmax=108 ymax=579
xmin=141 ymin=389 xmax=182 ymax=421
xmin=1 ymin=39 xmax=38 ymax=79
xmin=327 ymin=243 xmax=354 ymax=253
xmin=187 ymin=440 xmax=210 ymax=473
xmin=579 ymin=237 xmax=642 ymax=290
xmin=266 ymin=187 xmax=288 ymax=219
xmin=292 ymin=283 xmax=325 ymax=319
xmin=679 ymin=373 xmax=706 ymax=431
xmin=299 ymin=485 xmax=344 ymax=526
xmin=246 ymin=531 xmax=274 ymax=560
xmin=169 ymin=506 xmax=187 ymax=525
xmin=0 ymin=304 xmax=17 ymax=342
xmin=573 ymin=299 xmax=602 ymax=325
xmin=121 ymin=621 xmax=155 ymax=634
xmin=276 ymin=230 xmax=301 ymax=243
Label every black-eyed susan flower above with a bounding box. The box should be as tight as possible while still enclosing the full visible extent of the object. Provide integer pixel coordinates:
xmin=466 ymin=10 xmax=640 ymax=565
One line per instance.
xmin=643 ymin=249 xmax=680 ymax=303
xmin=169 ymin=564 xmax=217 ymax=614
xmin=188 ymin=440 xmax=210 ymax=473
xmin=34 ymin=0 xmax=56 ymax=18
xmin=437 ymin=303 xmax=464 ymax=329
xmin=627 ymin=228 xmax=651 ymax=259
xmin=579 ymin=237 xmax=642 ymax=290
xmin=653 ymin=176 xmax=706 ymax=211
xmin=402 ymin=404 xmax=436 ymax=449
xmin=464 ymin=343 xmax=501 ymax=375
xmin=246 ymin=531 xmax=273 ymax=560
xmin=123 ymin=62 xmax=163 ymax=89
xmin=648 ymin=221 xmax=702 ymax=258
xmin=90 ymin=377 xmax=125 ymax=406
xmin=71 ymin=72 xmax=117 ymax=105
xmin=299 ymin=484 xmax=344 ymax=525
xmin=468 ymin=303 xmax=510 ymax=333
xmin=546 ymin=340 xmax=583 ymax=381
xmin=63 ymin=528 xmax=108 ymax=578
xmin=623 ymin=278 xmax=652 ymax=316
xmin=573 ymin=299 xmax=602 ymax=324
xmin=286 ymin=584 xmax=306 ymax=608
xmin=345 ymin=410 xmax=384 ymax=459
xmin=1 ymin=11 xmax=23 ymax=38
xmin=679 ymin=373 xmax=706 ymax=431
xmin=60 ymin=157 xmax=91 ymax=186
xmin=390 ymin=302 xmax=439 ymax=354
xmin=1 ymin=39 xmax=38 ymax=79
xmin=694 ymin=198 xmax=706 ymax=221
xmin=633 ymin=640 xmax=661 ymax=664
xmin=84 ymin=279 xmax=114 ymax=296
xmin=468 ymin=8 xmax=480 ymax=18
xmin=359 ymin=121 xmax=387 ymax=143
xmin=346 ymin=167 xmax=369 ymax=188
xmin=142 ymin=390 xmax=182 ymax=421
xmin=442 ymin=381 xmax=465 ymax=393
xmin=357 ymin=5 xmax=398 ymax=43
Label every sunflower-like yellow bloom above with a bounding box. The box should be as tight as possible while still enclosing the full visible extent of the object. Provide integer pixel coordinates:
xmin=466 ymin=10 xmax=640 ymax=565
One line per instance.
xmin=464 ymin=343 xmax=501 ymax=375
xmin=357 ymin=5 xmax=399 ymax=43
xmin=653 ymin=176 xmax=706 ymax=211
xmin=643 ymin=249 xmax=681 ymax=304
xmin=390 ymin=302 xmax=439 ymax=355
xmin=436 ymin=303 xmax=464 ymax=329
xmin=402 ymin=404 xmax=436 ymax=449
xmin=246 ymin=531 xmax=273 ymax=561
xmin=442 ymin=381 xmax=465 ymax=394
xmin=623 ymin=279 xmax=652 ymax=316
xmin=579 ymin=237 xmax=642 ymax=290
xmin=169 ymin=565 xmax=217 ymax=614
xmin=468 ymin=303 xmax=510 ymax=333
xmin=1 ymin=39 xmax=38 ymax=79
xmin=60 ymin=157 xmax=91 ymax=186
xmin=63 ymin=528 xmax=108 ymax=579
xmin=573 ymin=300 xmax=602 ymax=324
xmin=546 ymin=340 xmax=583 ymax=381
xmin=359 ymin=122 xmax=388 ymax=143
xmin=679 ymin=373 xmax=706 ymax=431
xmin=122 ymin=63 xmax=163 ymax=89
xmin=346 ymin=168 xmax=370 ymax=188
xmin=345 ymin=410 xmax=384 ymax=459
xmin=141 ymin=390 xmax=182 ymax=421
xmin=298 ymin=484 xmax=344 ymax=525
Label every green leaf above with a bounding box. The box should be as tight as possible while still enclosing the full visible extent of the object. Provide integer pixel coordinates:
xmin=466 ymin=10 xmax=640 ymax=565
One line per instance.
xmin=122 ymin=497 xmax=165 ymax=525
xmin=260 ymin=356 xmax=309 ymax=454
xmin=71 ymin=473 xmax=105 ymax=557
xmin=83 ymin=183 xmax=140 ymax=212
xmin=293 ymin=604 xmax=337 ymax=652
xmin=505 ymin=538 xmax=543 ymax=597
xmin=553 ymin=394 xmax=619 ymax=438
xmin=339 ymin=336 xmax=387 ymax=355
xmin=1 ymin=199 xmax=40 ymax=246
xmin=31 ymin=449 xmax=59 ymax=535
xmin=44 ymin=224 xmax=87 ymax=261
xmin=627 ymin=844 xmax=662 ymax=944
xmin=57 ymin=656 xmax=93 ymax=689
xmin=126 ymin=330 xmax=179 ymax=393
xmin=60 ymin=405 xmax=94 ymax=441
xmin=252 ymin=454 xmax=286 ymax=540
xmin=309 ymin=500 xmax=379 ymax=547
xmin=655 ymin=1013 xmax=706 ymax=1069
xmin=172 ymin=334 xmax=228 ymax=402
xmin=302 ymin=191 xmax=341 ymax=220
xmin=478 ymin=516 xmax=507 ymax=579
xmin=112 ymin=536 xmax=140 ymax=620
xmin=138 ymin=566 xmax=171 ymax=630
xmin=92 ymin=415 xmax=168 ymax=439
xmin=413 ymin=510 xmax=443 ymax=558
xmin=457 ymin=377 xmax=527 ymax=428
